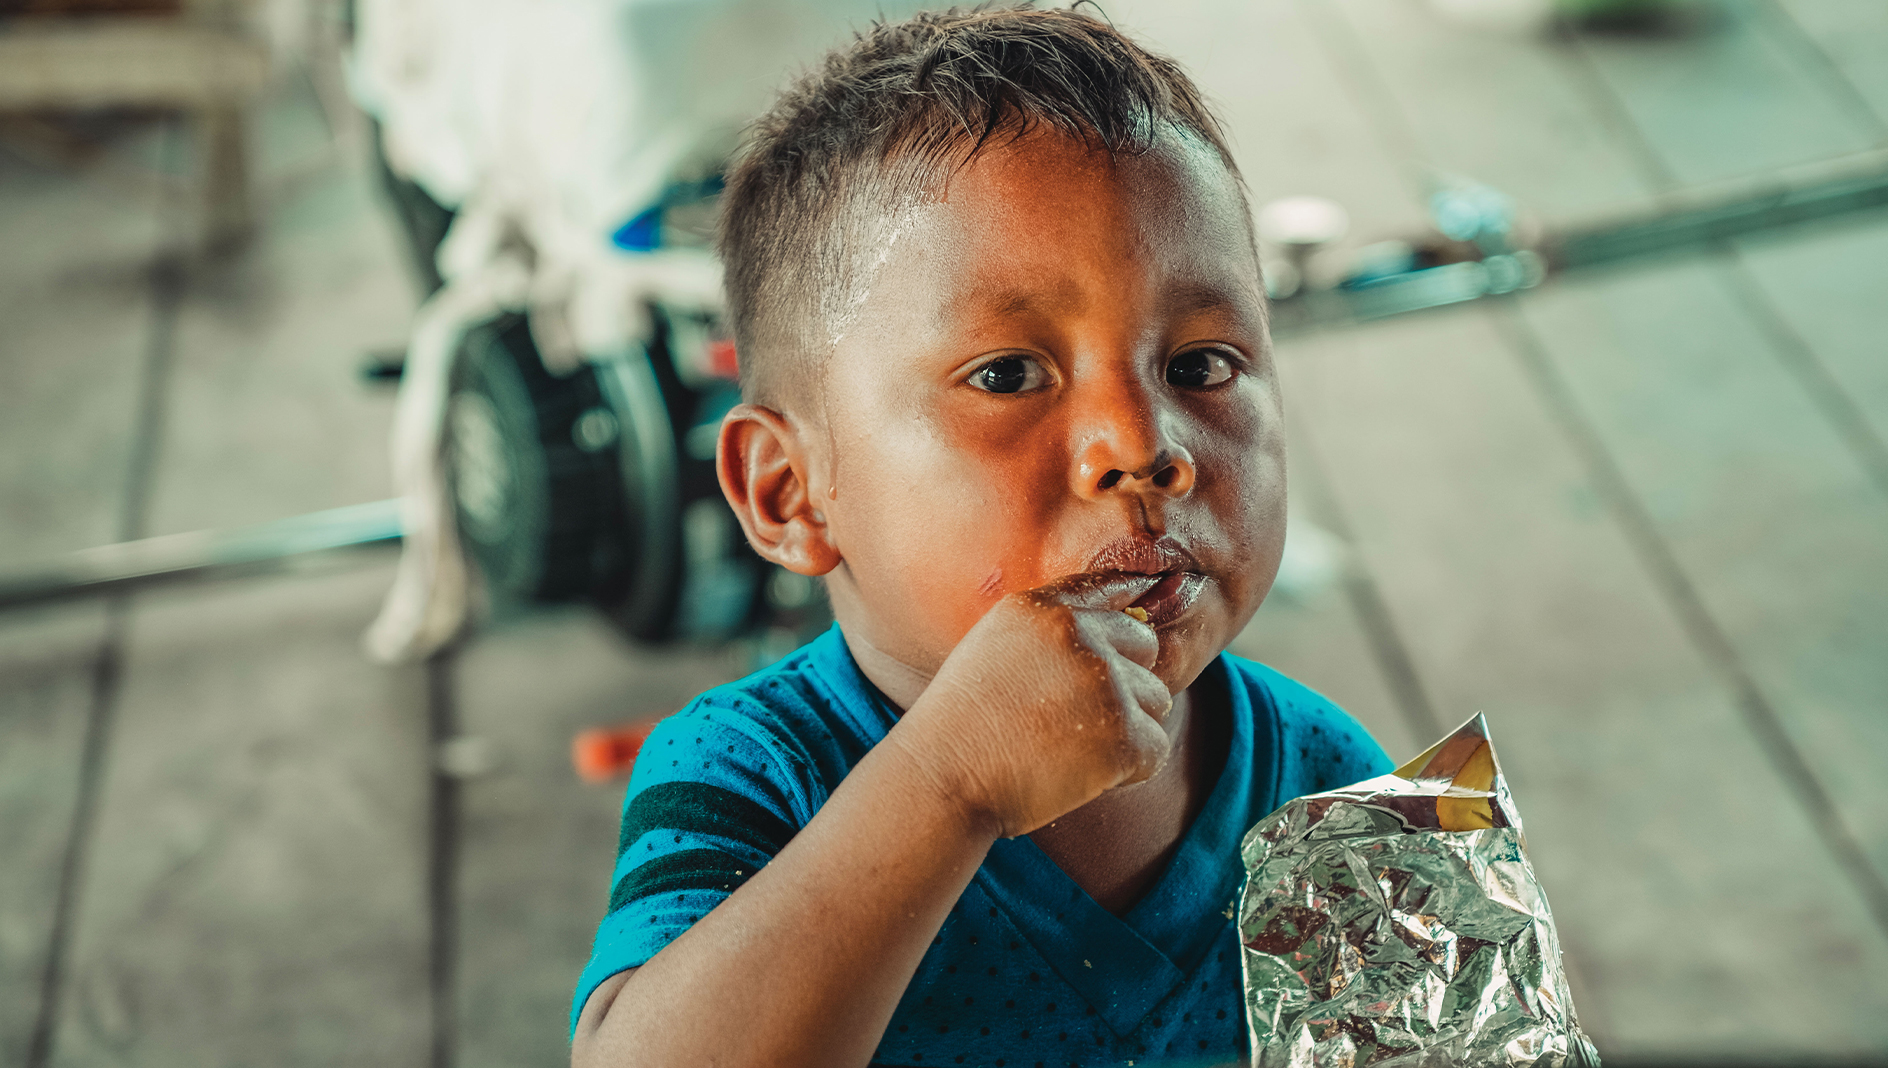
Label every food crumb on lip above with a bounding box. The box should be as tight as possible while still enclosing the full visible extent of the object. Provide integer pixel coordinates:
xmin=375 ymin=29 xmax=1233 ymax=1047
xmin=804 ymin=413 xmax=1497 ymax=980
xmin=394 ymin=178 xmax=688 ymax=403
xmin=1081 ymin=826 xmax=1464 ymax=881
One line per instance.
xmin=1123 ymin=606 xmax=1149 ymax=623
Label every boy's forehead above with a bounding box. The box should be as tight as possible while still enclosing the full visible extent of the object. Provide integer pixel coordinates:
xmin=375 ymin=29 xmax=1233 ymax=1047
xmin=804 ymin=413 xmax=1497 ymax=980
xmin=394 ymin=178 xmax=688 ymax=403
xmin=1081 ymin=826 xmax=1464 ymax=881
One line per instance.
xmin=896 ymin=131 xmax=1261 ymax=325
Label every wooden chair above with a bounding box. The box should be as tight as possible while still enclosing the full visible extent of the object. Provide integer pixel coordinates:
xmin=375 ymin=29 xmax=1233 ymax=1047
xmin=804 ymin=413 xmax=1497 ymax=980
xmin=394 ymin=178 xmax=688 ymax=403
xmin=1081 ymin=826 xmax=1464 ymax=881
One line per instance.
xmin=0 ymin=0 xmax=269 ymax=248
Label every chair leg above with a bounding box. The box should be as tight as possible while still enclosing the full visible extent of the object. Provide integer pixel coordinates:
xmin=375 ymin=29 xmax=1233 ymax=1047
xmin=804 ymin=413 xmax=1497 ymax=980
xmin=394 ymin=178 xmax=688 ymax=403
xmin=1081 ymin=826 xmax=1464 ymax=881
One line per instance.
xmin=198 ymin=103 xmax=253 ymax=250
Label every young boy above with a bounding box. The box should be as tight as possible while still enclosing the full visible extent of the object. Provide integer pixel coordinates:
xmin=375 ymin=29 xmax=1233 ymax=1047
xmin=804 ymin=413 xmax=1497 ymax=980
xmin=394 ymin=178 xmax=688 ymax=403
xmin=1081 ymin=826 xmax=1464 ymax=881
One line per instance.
xmin=570 ymin=8 xmax=1391 ymax=1066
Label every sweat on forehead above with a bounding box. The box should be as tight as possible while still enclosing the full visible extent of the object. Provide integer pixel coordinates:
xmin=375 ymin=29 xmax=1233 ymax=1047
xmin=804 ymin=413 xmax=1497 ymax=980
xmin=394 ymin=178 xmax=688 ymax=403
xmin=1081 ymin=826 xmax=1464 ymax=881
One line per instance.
xmin=714 ymin=4 xmax=1244 ymax=411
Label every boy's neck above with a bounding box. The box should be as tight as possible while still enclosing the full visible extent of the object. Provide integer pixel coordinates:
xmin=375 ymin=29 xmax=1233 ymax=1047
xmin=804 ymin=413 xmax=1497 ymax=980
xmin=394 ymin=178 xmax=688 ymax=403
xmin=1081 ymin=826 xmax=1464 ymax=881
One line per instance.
xmin=840 ymin=625 xmax=940 ymax=714
xmin=1029 ymin=679 xmax=1230 ymax=916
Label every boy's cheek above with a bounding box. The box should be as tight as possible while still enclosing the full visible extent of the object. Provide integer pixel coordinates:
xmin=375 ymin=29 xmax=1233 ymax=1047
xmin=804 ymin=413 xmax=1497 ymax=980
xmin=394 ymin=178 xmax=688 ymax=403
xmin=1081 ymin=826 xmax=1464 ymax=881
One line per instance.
xmin=839 ymin=491 xmax=1036 ymax=646
xmin=1196 ymin=458 xmax=1287 ymax=616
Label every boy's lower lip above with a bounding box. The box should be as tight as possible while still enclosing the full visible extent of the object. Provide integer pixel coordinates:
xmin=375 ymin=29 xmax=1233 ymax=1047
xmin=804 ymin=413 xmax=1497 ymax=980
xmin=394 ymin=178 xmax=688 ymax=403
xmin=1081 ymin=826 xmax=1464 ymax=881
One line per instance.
xmin=1130 ymin=571 xmax=1205 ymax=627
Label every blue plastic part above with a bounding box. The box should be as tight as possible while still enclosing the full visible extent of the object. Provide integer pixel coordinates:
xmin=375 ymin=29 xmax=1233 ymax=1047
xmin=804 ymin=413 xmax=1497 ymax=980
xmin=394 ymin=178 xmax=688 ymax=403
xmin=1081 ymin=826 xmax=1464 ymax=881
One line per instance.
xmin=609 ymin=176 xmax=727 ymax=253
xmin=611 ymin=204 xmax=664 ymax=252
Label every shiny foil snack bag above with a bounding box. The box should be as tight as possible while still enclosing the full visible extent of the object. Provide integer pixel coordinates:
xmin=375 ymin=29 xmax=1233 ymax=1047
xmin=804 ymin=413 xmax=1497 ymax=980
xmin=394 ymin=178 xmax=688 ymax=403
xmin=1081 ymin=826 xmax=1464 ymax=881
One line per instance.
xmin=1236 ymin=715 xmax=1598 ymax=1067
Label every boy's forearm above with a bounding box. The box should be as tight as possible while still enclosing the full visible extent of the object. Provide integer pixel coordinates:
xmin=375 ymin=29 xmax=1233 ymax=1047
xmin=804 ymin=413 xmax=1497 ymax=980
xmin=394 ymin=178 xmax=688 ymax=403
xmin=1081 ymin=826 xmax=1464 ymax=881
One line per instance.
xmin=571 ymin=728 xmax=999 ymax=1068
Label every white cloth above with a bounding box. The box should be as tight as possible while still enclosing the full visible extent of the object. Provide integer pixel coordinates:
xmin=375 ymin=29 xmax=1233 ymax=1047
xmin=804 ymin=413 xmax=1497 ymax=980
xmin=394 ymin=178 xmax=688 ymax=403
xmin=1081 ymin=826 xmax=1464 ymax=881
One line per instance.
xmin=350 ymin=0 xmax=926 ymax=662
xmin=347 ymin=0 xmax=930 ymax=250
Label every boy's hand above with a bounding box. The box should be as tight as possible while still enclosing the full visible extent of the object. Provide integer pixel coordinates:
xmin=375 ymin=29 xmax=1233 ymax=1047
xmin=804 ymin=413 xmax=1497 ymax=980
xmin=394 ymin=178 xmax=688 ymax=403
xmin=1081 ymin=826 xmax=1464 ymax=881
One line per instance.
xmin=887 ymin=573 xmax=1174 ymax=839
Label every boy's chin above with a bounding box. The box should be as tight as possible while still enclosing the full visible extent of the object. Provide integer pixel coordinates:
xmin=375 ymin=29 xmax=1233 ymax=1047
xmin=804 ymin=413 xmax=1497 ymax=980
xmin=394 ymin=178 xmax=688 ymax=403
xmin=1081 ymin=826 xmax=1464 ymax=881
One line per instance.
xmin=1155 ymin=645 xmax=1218 ymax=693
xmin=1150 ymin=607 xmax=1237 ymax=693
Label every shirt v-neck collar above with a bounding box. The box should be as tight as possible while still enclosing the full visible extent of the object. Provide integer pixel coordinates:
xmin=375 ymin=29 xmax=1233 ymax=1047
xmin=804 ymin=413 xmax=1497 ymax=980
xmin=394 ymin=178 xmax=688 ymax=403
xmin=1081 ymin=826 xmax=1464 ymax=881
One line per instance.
xmin=976 ymin=657 xmax=1262 ymax=1036
xmin=811 ymin=630 xmax=1273 ymax=1038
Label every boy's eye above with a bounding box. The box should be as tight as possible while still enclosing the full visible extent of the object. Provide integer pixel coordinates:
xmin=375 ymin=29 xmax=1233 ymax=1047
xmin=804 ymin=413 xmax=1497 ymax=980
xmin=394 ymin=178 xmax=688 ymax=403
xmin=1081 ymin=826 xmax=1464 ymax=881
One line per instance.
xmin=969 ymin=355 xmax=1049 ymax=394
xmin=1166 ymin=349 xmax=1236 ymax=389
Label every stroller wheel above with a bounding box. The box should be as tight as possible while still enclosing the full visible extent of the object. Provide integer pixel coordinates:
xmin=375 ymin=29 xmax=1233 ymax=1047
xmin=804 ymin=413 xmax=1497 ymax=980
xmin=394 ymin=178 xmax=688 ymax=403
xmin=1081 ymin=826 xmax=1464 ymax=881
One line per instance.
xmin=443 ymin=306 xmax=806 ymax=646
xmin=446 ymin=312 xmax=656 ymax=612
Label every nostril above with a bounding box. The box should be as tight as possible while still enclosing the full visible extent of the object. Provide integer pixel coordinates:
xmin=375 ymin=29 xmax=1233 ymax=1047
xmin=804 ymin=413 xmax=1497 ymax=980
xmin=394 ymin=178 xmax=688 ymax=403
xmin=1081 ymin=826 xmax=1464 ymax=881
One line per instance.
xmin=1153 ymin=468 xmax=1175 ymax=489
xmin=1097 ymin=470 xmax=1124 ymax=490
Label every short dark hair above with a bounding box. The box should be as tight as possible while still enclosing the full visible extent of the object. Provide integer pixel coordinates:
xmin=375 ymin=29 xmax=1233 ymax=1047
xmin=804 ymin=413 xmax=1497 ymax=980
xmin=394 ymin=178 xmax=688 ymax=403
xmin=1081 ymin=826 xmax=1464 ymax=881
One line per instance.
xmin=716 ymin=4 xmax=1242 ymax=407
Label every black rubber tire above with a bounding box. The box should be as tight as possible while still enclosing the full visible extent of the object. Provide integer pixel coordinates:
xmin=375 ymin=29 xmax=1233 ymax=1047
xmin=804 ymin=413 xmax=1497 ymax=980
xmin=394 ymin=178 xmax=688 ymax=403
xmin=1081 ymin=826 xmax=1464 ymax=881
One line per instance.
xmin=592 ymin=305 xmax=768 ymax=644
xmin=443 ymin=306 xmax=801 ymax=646
xmin=445 ymin=313 xmax=636 ymax=607
xmin=587 ymin=332 xmax=686 ymax=643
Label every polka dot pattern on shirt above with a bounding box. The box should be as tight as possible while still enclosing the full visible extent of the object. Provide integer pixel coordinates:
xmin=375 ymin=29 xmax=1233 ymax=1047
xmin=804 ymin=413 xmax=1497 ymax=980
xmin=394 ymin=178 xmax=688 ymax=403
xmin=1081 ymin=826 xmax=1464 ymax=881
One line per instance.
xmin=869 ymin=891 xmax=1245 ymax=1067
xmin=570 ymin=627 xmax=1392 ymax=1059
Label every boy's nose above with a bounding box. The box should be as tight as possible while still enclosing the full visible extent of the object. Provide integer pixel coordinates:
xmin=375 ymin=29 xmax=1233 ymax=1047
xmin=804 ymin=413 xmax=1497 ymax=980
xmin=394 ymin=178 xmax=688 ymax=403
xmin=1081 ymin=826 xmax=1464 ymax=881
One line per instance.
xmin=1072 ymin=416 xmax=1197 ymax=503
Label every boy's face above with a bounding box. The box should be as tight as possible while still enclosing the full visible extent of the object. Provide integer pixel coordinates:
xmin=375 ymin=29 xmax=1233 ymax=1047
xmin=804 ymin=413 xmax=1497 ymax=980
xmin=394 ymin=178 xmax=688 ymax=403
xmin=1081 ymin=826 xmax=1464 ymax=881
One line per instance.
xmin=798 ymin=129 xmax=1283 ymax=696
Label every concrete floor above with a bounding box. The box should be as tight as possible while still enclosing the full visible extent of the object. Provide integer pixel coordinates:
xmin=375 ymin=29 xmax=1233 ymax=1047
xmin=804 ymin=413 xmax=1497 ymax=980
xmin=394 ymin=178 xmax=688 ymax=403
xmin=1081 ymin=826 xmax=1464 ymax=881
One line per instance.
xmin=2 ymin=1 xmax=1886 ymax=1065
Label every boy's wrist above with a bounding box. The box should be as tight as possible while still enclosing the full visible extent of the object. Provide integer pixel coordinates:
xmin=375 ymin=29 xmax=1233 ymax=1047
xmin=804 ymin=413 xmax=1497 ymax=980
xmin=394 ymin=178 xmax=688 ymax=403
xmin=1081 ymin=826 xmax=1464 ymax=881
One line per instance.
xmin=874 ymin=713 xmax=1008 ymax=845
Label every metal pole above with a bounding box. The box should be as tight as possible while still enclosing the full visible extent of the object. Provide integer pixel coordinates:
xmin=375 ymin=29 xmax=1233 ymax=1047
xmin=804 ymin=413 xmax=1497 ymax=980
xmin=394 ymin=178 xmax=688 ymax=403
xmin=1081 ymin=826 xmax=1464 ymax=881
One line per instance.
xmin=1270 ymin=161 xmax=1888 ymax=339
xmin=0 ymin=499 xmax=402 ymax=610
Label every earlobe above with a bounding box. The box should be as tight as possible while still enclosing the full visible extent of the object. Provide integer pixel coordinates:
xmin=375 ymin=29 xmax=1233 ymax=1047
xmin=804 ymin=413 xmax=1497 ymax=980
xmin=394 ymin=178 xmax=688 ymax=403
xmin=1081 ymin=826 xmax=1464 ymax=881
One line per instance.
xmin=716 ymin=404 xmax=841 ymax=576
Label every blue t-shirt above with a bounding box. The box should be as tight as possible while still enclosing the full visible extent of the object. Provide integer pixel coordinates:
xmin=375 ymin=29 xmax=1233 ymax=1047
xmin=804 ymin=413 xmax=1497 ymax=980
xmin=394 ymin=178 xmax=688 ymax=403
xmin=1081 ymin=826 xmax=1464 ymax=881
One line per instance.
xmin=574 ymin=625 xmax=1390 ymax=1066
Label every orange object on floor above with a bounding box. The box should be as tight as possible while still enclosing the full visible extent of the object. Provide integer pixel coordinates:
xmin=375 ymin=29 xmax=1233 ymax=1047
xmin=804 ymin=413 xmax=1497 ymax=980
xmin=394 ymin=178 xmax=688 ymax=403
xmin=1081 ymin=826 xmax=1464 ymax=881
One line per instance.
xmin=705 ymin=337 xmax=739 ymax=380
xmin=572 ymin=718 xmax=665 ymax=783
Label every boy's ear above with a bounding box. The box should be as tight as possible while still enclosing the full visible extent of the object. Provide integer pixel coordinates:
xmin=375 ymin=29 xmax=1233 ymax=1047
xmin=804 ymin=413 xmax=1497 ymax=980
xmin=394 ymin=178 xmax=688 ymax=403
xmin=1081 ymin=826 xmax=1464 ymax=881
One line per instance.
xmin=716 ymin=404 xmax=841 ymax=577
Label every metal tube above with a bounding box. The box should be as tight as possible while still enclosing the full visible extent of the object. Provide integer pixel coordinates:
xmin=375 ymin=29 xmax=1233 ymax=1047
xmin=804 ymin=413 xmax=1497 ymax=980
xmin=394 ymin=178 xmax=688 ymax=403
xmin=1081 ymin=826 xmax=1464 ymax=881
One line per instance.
xmin=0 ymin=499 xmax=402 ymax=610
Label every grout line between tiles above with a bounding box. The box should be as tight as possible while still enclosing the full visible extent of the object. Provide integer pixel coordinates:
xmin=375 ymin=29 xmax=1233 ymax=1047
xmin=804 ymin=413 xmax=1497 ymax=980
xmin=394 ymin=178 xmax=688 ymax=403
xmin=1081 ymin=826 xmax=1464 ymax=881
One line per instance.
xmin=427 ymin=651 xmax=461 ymax=1068
xmin=1286 ymin=397 xmax=1445 ymax=748
xmin=112 ymin=254 xmax=186 ymax=547
xmin=1754 ymin=0 xmax=1888 ymax=141
xmin=1275 ymin=0 xmax=1469 ymax=753
xmin=1489 ymin=300 xmax=1888 ymax=943
xmin=25 ymin=601 xmax=127 ymax=1068
xmin=26 ymin=120 xmax=187 ymax=1068
xmin=1291 ymin=0 xmax=1435 ymax=187
xmin=1712 ymin=251 xmax=1888 ymax=505
xmin=1548 ymin=18 xmax=1683 ymax=201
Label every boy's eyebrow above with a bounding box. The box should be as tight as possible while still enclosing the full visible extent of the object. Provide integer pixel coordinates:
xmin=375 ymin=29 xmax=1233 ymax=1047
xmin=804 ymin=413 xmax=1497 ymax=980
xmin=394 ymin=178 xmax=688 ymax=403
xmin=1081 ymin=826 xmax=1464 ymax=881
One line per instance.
xmin=941 ymin=283 xmax=1078 ymax=323
xmin=1164 ymin=281 xmax=1239 ymax=316
xmin=993 ymin=289 xmax=1051 ymax=318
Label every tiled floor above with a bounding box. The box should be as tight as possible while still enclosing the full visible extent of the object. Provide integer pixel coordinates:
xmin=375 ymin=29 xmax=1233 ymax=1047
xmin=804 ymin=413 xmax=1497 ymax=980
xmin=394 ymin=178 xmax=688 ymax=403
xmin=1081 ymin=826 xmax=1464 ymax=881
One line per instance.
xmin=2 ymin=2 xmax=1885 ymax=1065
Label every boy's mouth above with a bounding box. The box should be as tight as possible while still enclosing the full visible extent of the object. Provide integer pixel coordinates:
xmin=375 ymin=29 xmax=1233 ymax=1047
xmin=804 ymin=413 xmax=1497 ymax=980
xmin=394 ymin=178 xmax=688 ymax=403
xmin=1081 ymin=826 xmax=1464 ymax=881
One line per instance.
xmin=1128 ymin=570 xmax=1206 ymax=627
xmin=1080 ymin=537 xmax=1207 ymax=628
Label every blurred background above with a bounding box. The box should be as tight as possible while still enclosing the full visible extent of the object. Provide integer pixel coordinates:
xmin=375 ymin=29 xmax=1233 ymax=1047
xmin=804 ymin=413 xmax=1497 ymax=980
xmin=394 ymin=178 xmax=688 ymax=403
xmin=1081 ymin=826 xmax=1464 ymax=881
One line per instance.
xmin=2 ymin=0 xmax=1885 ymax=1065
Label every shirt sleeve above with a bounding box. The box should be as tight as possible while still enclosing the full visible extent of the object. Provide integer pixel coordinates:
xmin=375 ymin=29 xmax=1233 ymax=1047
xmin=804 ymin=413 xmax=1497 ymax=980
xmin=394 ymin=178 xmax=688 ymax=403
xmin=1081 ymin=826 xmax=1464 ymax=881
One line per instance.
xmin=569 ymin=701 xmax=813 ymax=1033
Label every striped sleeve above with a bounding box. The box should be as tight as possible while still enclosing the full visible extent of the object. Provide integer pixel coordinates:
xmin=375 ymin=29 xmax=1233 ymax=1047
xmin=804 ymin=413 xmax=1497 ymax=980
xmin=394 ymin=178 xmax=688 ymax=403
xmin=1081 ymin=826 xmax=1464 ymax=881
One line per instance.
xmin=571 ymin=703 xmax=814 ymax=1031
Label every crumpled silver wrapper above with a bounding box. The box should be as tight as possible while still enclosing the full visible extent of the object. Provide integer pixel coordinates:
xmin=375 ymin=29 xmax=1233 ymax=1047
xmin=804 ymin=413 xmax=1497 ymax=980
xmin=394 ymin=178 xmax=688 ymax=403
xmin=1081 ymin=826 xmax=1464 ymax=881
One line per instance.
xmin=1237 ymin=714 xmax=1598 ymax=1068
